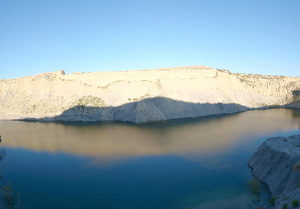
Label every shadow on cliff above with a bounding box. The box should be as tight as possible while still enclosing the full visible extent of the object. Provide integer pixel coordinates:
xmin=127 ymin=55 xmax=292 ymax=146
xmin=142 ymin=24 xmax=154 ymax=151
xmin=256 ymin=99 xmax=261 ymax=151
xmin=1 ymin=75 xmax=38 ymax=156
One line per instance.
xmin=284 ymin=90 xmax=300 ymax=109
xmin=21 ymin=97 xmax=251 ymax=124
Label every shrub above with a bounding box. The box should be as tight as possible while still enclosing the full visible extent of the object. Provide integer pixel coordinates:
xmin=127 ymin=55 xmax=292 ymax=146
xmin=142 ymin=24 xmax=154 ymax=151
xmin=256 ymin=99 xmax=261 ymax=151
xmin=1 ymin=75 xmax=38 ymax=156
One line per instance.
xmin=3 ymin=182 xmax=14 ymax=207
xmin=293 ymin=199 xmax=299 ymax=208
xmin=282 ymin=203 xmax=287 ymax=209
xmin=269 ymin=197 xmax=276 ymax=206
xmin=248 ymin=177 xmax=261 ymax=195
xmin=293 ymin=160 xmax=300 ymax=172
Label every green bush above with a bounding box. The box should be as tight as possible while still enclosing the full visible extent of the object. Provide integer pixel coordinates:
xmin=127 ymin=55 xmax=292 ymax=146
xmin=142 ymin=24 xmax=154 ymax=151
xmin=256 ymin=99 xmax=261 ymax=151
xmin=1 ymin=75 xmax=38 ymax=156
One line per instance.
xmin=269 ymin=197 xmax=276 ymax=206
xmin=293 ymin=199 xmax=299 ymax=208
xmin=282 ymin=203 xmax=287 ymax=209
xmin=3 ymin=182 xmax=14 ymax=207
xmin=293 ymin=160 xmax=300 ymax=171
xmin=248 ymin=177 xmax=261 ymax=195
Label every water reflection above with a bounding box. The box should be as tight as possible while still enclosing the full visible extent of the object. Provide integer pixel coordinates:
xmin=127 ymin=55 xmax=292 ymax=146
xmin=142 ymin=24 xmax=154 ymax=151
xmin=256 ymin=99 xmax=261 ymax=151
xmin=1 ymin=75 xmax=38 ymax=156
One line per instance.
xmin=1 ymin=109 xmax=300 ymax=161
xmin=0 ymin=109 xmax=300 ymax=209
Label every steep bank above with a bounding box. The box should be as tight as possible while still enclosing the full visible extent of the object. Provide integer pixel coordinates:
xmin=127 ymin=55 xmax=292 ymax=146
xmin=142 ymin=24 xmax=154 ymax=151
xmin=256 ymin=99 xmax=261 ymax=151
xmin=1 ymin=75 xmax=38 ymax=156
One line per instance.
xmin=248 ymin=135 xmax=300 ymax=209
xmin=0 ymin=66 xmax=299 ymax=123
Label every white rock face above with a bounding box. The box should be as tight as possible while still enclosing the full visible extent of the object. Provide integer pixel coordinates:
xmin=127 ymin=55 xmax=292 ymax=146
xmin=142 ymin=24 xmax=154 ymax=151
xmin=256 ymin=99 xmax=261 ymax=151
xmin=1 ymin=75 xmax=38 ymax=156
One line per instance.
xmin=248 ymin=135 xmax=300 ymax=209
xmin=0 ymin=65 xmax=299 ymax=123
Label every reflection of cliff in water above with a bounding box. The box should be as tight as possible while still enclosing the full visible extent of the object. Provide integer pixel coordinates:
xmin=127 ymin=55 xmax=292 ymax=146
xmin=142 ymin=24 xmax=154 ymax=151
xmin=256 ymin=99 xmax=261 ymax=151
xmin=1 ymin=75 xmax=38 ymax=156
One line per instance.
xmin=1 ymin=109 xmax=300 ymax=161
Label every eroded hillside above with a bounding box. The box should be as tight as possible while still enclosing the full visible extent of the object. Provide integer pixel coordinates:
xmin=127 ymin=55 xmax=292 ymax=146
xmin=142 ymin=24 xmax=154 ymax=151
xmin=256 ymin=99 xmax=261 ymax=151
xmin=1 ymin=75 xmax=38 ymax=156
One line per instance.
xmin=0 ymin=66 xmax=299 ymax=123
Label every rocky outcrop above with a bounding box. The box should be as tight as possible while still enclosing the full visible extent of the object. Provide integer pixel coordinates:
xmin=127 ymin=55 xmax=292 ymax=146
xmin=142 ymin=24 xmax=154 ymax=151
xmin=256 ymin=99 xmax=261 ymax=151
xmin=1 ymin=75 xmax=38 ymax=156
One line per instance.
xmin=0 ymin=65 xmax=299 ymax=123
xmin=248 ymin=135 xmax=300 ymax=209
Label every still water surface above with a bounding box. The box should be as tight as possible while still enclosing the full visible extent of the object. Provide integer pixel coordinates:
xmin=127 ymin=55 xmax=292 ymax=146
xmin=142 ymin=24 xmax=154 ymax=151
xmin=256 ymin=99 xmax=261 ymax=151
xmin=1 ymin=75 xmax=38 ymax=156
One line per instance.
xmin=1 ymin=109 xmax=300 ymax=209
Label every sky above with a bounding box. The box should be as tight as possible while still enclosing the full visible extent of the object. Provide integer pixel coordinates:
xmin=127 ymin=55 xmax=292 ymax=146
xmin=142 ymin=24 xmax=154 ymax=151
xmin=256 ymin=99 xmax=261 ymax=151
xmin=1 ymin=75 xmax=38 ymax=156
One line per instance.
xmin=0 ymin=0 xmax=299 ymax=79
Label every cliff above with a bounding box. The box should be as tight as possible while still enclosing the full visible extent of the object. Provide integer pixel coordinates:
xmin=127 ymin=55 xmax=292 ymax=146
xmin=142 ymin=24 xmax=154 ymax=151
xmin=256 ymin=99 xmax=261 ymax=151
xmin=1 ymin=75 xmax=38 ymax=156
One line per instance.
xmin=0 ymin=66 xmax=299 ymax=123
xmin=248 ymin=135 xmax=300 ymax=209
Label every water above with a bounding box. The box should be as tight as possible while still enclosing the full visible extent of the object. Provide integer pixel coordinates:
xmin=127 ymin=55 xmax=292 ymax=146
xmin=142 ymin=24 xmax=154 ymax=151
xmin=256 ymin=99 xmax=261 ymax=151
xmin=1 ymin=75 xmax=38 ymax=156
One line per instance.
xmin=0 ymin=109 xmax=300 ymax=209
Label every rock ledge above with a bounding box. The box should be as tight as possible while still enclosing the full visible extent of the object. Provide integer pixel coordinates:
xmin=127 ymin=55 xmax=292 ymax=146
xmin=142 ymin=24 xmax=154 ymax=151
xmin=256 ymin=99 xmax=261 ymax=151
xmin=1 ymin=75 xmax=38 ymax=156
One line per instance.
xmin=249 ymin=135 xmax=300 ymax=209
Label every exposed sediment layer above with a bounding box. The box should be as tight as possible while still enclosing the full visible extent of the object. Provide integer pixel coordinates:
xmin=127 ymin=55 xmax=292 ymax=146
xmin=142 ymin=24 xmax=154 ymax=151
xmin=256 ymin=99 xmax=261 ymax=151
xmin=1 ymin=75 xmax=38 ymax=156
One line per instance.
xmin=0 ymin=66 xmax=299 ymax=123
xmin=248 ymin=135 xmax=300 ymax=209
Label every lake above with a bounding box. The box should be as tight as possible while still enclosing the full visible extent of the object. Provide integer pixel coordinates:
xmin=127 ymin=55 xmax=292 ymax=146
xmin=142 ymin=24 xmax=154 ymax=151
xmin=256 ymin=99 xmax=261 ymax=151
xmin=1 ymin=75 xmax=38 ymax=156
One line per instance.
xmin=1 ymin=109 xmax=300 ymax=209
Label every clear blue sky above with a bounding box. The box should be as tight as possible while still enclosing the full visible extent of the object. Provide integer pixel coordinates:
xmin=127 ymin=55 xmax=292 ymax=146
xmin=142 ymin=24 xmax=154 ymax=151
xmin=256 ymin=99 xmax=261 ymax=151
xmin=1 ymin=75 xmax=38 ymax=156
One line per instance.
xmin=0 ymin=0 xmax=299 ymax=79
